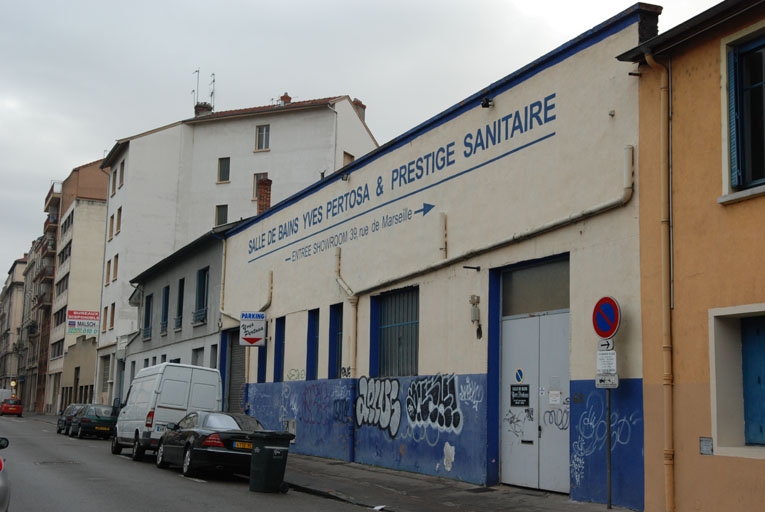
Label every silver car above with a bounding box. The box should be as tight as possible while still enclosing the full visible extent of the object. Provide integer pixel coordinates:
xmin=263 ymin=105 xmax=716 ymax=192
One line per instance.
xmin=0 ymin=437 xmax=8 ymax=512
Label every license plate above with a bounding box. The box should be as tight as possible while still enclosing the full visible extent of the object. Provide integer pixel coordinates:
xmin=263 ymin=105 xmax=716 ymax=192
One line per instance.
xmin=234 ymin=441 xmax=252 ymax=450
xmin=95 ymin=426 xmax=109 ymax=431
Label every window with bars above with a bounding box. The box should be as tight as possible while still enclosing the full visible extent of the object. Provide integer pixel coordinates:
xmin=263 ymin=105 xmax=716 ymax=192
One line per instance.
xmin=371 ymin=287 xmax=419 ymax=377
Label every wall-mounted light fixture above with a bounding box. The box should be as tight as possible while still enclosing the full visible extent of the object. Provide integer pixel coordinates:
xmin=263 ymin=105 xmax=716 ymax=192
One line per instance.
xmin=463 ymin=265 xmax=481 ymax=272
xmin=481 ymin=97 xmax=494 ymax=108
xmin=341 ymin=173 xmax=351 ymax=182
xmin=469 ymin=295 xmax=483 ymax=339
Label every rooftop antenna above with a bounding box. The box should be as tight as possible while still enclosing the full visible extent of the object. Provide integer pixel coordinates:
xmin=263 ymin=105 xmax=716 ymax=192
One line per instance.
xmin=192 ymin=68 xmax=200 ymax=104
xmin=209 ymin=73 xmax=216 ymax=108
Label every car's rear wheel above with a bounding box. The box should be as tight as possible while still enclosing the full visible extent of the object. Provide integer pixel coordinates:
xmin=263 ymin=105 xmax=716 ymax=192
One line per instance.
xmin=131 ymin=436 xmax=145 ymax=461
xmin=64 ymin=425 xmax=70 ymax=436
xmin=182 ymin=446 xmax=195 ymax=477
xmin=56 ymin=425 xmax=61 ymax=434
xmin=156 ymin=440 xmax=168 ymax=469
xmin=110 ymin=436 xmax=122 ymax=454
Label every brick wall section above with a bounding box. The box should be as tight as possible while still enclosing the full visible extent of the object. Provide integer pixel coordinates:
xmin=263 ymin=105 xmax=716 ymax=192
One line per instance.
xmin=257 ymin=179 xmax=272 ymax=214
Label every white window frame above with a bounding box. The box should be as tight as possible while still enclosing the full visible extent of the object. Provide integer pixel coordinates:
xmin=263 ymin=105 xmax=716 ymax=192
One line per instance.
xmin=719 ymin=20 xmax=765 ymax=204
xmin=709 ymin=302 xmax=765 ymax=459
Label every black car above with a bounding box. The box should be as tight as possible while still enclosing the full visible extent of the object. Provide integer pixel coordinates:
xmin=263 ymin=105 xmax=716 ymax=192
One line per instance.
xmin=69 ymin=404 xmax=118 ymax=439
xmin=156 ymin=411 xmax=264 ymax=477
xmin=56 ymin=403 xmax=86 ymax=435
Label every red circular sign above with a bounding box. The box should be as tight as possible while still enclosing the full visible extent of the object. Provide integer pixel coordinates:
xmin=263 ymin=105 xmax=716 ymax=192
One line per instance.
xmin=593 ymin=296 xmax=621 ymax=339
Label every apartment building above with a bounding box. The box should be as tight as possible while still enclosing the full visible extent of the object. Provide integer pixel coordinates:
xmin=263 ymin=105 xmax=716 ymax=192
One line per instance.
xmin=98 ymin=95 xmax=377 ymax=404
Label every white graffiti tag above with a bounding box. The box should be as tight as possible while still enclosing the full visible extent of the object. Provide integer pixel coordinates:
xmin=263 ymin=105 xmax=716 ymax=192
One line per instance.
xmin=458 ymin=376 xmax=484 ymax=412
xmin=355 ymin=377 xmax=402 ymax=437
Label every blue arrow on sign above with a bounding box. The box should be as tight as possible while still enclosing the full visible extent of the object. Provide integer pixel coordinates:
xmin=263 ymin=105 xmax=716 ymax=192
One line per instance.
xmin=414 ymin=203 xmax=435 ymax=216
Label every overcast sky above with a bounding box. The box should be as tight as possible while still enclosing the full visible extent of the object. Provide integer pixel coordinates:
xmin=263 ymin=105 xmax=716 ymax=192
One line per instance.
xmin=0 ymin=0 xmax=719 ymax=277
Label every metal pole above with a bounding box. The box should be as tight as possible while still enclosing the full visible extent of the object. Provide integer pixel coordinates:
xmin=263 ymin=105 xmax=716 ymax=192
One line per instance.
xmin=607 ymin=387 xmax=612 ymax=509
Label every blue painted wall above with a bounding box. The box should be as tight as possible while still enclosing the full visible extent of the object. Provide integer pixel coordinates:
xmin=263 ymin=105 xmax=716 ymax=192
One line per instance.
xmin=245 ymin=373 xmax=488 ymax=483
xmin=570 ymin=378 xmax=644 ymax=511
xmin=243 ymin=374 xmax=644 ymax=509
xmin=244 ymin=379 xmax=356 ymax=461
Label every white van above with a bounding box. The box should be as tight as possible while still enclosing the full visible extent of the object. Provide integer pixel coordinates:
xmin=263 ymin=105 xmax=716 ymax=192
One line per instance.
xmin=111 ymin=363 xmax=222 ymax=460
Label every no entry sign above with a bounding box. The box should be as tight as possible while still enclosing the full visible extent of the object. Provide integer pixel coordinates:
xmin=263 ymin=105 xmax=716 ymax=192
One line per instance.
xmin=593 ymin=296 xmax=621 ymax=339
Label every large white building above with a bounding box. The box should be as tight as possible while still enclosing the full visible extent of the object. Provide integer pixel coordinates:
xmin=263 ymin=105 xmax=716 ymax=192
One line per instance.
xmin=220 ymin=6 xmax=654 ymax=509
xmin=96 ymin=95 xmax=377 ymax=403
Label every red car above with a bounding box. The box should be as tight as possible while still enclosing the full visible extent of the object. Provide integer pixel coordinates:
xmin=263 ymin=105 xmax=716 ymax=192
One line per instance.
xmin=0 ymin=399 xmax=22 ymax=417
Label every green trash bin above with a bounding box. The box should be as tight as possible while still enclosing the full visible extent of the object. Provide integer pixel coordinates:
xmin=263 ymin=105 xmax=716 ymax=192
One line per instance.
xmin=249 ymin=431 xmax=295 ymax=493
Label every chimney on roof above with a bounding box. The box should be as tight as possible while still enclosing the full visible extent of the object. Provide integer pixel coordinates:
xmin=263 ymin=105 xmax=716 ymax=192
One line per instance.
xmin=194 ymin=102 xmax=214 ymax=117
xmin=256 ymin=178 xmax=273 ymax=214
xmin=352 ymin=98 xmax=366 ymax=121
xmin=280 ymin=92 xmax=292 ymax=106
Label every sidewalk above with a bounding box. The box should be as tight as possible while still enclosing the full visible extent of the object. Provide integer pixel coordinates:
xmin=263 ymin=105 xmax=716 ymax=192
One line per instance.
xmin=31 ymin=413 xmax=621 ymax=511
xmin=284 ymin=453 xmax=623 ymax=512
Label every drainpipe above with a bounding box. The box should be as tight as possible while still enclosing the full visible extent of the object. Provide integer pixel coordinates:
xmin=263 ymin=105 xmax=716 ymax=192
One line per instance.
xmin=646 ymin=52 xmax=675 ymax=512
xmin=335 ymin=248 xmax=357 ymax=377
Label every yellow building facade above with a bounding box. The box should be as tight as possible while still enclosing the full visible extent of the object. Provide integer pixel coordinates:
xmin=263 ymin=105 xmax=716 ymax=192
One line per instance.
xmin=619 ymin=0 xmax=765 ymax=510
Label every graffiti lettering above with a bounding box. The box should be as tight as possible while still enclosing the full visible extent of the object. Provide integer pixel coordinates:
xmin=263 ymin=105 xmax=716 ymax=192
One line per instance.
xmin=286 ymin=368 xmax=306 ymax=381
xmin=300 ymin=383 xmax=332 ymax=425
xmin=406 ymin=374 xmax=463 ymax=434
xmin=340 ymin=366 xmax=352 ymax=378
xmin=355 ymin=376 xmax=402 ymax=437
xmin=333 ymin=398 xmax=351 ymax=423
xmin=503 ymin=409 xmax=526 ymax=437
xmin=570 ymin=392 xmax=642 ymax=487
xmin=458 ymin=376 xmax=484 ymax=412
xmin=543 ymin=408 xmax=570 ymax=431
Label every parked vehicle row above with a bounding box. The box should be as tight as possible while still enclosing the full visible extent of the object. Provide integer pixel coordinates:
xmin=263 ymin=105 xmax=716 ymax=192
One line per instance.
xmin=56 ymin=403 xmax=118 ymax=439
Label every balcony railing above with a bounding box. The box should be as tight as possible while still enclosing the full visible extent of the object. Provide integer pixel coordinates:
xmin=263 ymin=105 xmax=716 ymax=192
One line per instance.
xmin=174 ymin=316 xmax=183 ymax=330
xmin=160 ymin=320 xmax=168 ymax=335
xmin=192 ymin=308 xmax=207 ymax=325
xmin=34 ymin=264 xmax=54 ymax=283
xmin=44 ymin=214 xmax=58 ymax=232
xmin=142 ymin=326 xmax=152 ymax=340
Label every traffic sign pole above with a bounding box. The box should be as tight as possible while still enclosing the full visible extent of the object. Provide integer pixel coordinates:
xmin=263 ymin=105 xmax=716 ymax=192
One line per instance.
xmin=592 ymin=297 xmax=621 ymax=510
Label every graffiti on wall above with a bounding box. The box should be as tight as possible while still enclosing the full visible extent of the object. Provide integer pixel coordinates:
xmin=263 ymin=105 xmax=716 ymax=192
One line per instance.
xmin=355 ymin=376 xmax=402 ymax=437
xmin=570 ymin=392 xmax=642 ymax=487
xmin=458 ymin=376 xmax=484 ymax=412
xmin=287 ymin=368 xmax=306 ymax=381
xmin=503 ymin=407 xmax=534 ymax=437
xmin=406 ymin=373 xmax=463 ymax=434
xmin=543 ymin=397 xmax=570 ymax=431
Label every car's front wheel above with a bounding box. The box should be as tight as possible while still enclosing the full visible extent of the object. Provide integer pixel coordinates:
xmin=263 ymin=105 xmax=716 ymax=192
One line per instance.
xmin=156 ymin=440 xmax=168 ymax=469
xmin=110 ymin=436 xmax=122 ymax=455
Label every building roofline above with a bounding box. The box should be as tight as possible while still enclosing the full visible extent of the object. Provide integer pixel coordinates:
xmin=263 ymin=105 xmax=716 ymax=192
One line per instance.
xmin=225 ymin=3 xmax=659 ymax=240
xmin=617 ymin=0 xmax=765 ymax=62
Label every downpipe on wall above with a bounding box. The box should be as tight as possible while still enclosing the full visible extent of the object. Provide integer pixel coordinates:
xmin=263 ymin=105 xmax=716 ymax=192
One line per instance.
xmin=645 ymin=52 xmax=675 ymax=512
xmin=335 ymin=248 xmax=358 ymax=378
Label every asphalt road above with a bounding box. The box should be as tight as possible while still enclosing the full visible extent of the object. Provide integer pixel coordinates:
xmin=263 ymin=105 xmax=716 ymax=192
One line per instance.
xmin=0 ymin=415 xmax=360 ymax=512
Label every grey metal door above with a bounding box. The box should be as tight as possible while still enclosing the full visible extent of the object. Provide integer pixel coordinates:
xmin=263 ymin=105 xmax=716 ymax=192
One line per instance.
xmin=500 ymin=311 xmax=570 ymax=493
xmin=226 ymin=331 xmax=246 ymax=412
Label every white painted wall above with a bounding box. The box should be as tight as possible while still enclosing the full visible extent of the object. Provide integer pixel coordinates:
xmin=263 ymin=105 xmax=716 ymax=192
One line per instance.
xmin=223 ymin=26 xmax=643 ymax=384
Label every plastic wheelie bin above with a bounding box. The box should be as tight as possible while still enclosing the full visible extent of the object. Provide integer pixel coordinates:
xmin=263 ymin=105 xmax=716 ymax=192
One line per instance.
xmin=249 ymin=431 xmax=296 ymax=493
